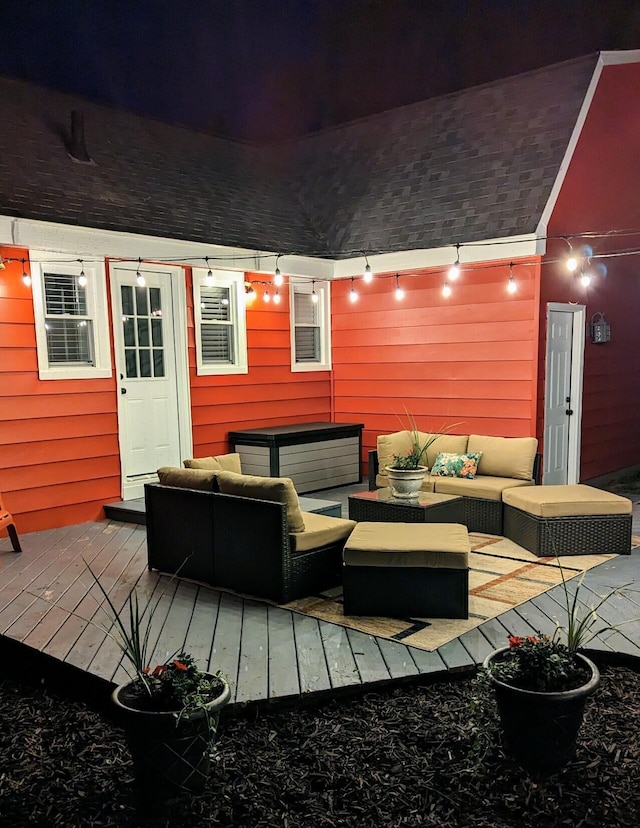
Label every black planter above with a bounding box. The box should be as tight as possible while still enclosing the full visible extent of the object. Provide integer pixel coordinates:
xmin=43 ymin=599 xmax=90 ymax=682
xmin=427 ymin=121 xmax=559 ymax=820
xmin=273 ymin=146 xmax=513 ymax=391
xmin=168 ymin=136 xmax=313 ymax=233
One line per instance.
xmin=483 ymin=647 xmax=600 ymax=775
xmin=112 ymin=675 xmax=230 ymax=794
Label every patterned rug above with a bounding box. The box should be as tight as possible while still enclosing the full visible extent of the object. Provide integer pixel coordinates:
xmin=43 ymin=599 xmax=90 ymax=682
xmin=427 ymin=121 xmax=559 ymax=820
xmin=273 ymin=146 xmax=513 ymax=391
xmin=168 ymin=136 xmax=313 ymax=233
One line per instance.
xmin=283 ymin=533 xmax=638 ymax=652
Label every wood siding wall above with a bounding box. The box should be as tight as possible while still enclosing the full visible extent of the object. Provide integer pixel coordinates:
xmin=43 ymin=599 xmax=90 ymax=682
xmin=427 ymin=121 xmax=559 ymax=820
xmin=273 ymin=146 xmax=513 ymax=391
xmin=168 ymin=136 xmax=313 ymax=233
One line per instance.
xmin=0 ymin=248 xmax=121 ymax=533
xmin=543 ymin=61 xmax=640 ymax=481
xmin=331 ymin=261 xmax=541 ymax=471
xmin=185 ymin=269 xmax=332 ymax=458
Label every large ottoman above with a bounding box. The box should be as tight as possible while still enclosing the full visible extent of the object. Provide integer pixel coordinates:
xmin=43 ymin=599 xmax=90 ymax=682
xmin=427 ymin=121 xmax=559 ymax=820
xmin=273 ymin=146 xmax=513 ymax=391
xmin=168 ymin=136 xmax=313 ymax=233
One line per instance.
xmin=342 ymin=522 xmax=470 ymax=619
xmin=502 ymin=484 xmax=632 ymax=557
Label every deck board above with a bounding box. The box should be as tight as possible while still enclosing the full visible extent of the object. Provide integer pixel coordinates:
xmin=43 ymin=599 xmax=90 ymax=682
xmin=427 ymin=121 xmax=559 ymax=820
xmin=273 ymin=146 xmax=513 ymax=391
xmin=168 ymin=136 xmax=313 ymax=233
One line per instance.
xmin=1 ymin=517 xmax=640 ymax=711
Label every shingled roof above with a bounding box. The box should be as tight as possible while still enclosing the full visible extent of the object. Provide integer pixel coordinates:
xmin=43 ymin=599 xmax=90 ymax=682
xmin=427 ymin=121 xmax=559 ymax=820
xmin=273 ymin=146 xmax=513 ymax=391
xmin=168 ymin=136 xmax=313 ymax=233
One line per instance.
xmin=0 ymin=54 xmax=599 ymax=257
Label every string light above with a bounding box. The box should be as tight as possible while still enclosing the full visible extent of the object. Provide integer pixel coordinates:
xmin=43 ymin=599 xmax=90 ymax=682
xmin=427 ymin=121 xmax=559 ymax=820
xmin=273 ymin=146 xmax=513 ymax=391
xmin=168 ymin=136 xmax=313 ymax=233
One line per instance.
xmin=311 ymin=280 xmax=319 ymax=303
xmin=136 ymin=258 xmax=145 ymax=287
xmin=564 ymin=238 xmax=579 ymax=272
xmin=442 ymin=280 xmax=451 ymax=298
xmin=77 ymin=260 xmax=87 ymax=287
xmin=205 ymin=256 xmax=215 ymax=287
xmin=363 ymin=255 xmax=373 ymax=283
xmin=580 ymin=262 xmax=592 ymax=287
xmin=349 ymin=276 xmax=358 ymax=303
xmin=448 ymin=244 xmax=461 ymax=280
xmin=274 ymin=255 xmax=283 ymax=286
xmin=246 ymin=284 xmax=257 ymax=302
xmin=394 ymin=273 xmax=404 ymax=300
xmin=21 ymin=259 xmax=31 ymax=287
xmin=263 ymin=289 xmax=271 ymax=303
xmin=273 ymin=289 xmax=281 ymax=304
xmin=0 ymin=254 xmax=5 ymax=270
xmin=507 ymin=262 xmax=517 ymax=294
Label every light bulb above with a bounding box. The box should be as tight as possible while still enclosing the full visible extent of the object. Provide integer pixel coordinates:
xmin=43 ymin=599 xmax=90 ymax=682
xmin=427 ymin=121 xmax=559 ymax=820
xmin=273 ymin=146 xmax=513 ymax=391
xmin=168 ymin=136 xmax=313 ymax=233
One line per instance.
xmin=22 ymin=272 xmax=32 ymax=287
xmin=246 ymin=287 xmax=256 ymax=302
xmin=363 ymin=263 xmax=373 ymax=283
xmin=507 ymin=275 xmax=517 ymax=294
xmin=273 ymin=290 xmax=281 ymax=304
xmin=136 ymin=271 xmax=145 ymax=287
xmin=448 ymin=261 xmax=460 ymax=280
xmin=205 ymin=269 xmax=215 ymax=287
xmin=580 ymin=272 xmax=592 ymax=287
xmin=274 ymin=267 xmax=283 ymax=287
xmin=566 ymin=256 xmax=578 ymax=272
xmin=442 ymin=281 xmax=451 ymax=298
xmin=395 ymin=285 xmax=405 ymax=300
xmin=349 ymin=287 xmax=358 ymax=303
xmin=78 ymin=270 xmax=87 ymax=287
xmin=311 ymin=290 xmax=319 ymax=303
xmin=263 ymin=290 xmax=271 ymax=303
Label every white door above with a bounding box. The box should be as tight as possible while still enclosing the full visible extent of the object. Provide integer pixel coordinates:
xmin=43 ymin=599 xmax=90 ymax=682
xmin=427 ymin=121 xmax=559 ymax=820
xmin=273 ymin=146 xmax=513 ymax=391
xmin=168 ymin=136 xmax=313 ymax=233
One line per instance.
xmin=110 ymin=264 xmax=191 ymax=498
xmin=543 ymin=304 xmax=585 ymax=485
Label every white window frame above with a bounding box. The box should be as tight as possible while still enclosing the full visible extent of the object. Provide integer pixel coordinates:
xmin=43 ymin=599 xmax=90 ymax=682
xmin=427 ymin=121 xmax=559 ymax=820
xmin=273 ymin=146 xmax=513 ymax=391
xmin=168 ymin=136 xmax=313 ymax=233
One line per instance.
xmin=30 ymin=251 xmax=112 ymax=380
xmin=193 ymin=268 xmax=248 ymax=376
xmin=289 ymin=279 xmax=332 ymax=372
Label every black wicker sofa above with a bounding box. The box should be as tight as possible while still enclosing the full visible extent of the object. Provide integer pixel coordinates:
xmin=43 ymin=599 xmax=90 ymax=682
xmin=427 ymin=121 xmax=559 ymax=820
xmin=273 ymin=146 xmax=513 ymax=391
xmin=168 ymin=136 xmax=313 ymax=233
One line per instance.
xmin=145 ymin=469 xmax=355 ymax=603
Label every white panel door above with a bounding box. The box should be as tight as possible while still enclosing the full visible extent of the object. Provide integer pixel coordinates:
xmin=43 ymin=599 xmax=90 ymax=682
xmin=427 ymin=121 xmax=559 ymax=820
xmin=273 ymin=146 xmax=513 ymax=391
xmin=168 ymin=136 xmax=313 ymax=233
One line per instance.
xmin=111 ymin=265 xmax=182 ymax=497
xmin=543 ymin=305 xmax=585 ymax=485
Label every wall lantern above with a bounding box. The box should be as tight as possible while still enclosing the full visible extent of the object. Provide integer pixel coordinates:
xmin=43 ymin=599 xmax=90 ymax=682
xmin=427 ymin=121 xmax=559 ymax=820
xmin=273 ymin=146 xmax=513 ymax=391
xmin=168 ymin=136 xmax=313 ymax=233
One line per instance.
xmin=589 ymin=312 xmax=611 ymax=344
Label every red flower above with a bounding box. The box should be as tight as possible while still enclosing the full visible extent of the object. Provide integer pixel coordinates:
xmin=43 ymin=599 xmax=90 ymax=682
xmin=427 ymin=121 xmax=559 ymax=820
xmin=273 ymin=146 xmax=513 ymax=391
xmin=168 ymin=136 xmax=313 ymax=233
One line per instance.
xmin=152 ymin=664 xmax=166 ymax=677
xmin=172 ymin=660 xmax=188 ymax=671
xmin=527 ymin=636 xmax=539 ymax=643
xmin=508 ymin=635 xmax=523 ymax=648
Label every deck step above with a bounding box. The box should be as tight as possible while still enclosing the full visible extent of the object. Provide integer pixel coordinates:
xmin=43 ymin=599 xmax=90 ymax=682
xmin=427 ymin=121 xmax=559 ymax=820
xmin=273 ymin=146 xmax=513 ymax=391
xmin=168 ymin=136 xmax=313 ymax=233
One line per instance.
xmin=103 ymin=499 xmax=146 ymax=525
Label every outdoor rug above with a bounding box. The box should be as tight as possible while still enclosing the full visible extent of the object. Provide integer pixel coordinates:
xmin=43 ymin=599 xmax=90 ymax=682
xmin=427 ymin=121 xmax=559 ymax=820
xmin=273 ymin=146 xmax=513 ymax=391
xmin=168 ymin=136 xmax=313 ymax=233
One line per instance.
xmin=283 ymin=533 xmax=640 ymax=652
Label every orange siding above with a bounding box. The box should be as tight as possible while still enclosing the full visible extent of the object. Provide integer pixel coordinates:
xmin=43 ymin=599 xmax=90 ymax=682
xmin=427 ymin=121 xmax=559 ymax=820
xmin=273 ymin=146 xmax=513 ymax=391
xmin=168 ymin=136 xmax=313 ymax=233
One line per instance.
xmin=544 ymin=62 xmax=640 ymax=481
xmin=331 ymin=260 xmax=540 ymax=472
xmin=187 ymin=269 xmax=332 ymax=458
xmin=0 ymin=248 xmax=121 ymax=533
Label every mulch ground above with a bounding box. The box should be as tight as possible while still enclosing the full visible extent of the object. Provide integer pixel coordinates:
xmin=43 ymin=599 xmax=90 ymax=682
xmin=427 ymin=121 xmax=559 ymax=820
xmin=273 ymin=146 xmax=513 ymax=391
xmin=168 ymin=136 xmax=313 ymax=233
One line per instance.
xmin=1 ymin=661 xmax=639 ymax=827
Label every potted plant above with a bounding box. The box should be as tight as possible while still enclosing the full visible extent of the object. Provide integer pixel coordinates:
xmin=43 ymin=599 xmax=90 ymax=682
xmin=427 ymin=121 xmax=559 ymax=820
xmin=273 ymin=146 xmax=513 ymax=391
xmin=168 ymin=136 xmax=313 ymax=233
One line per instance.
xmin=479 ymin=553 xmax=624 ymax=775
xmin=87 ymin=565 xmax=230 ymax=795
xmin=386 ymin=408 xmax=460 ymax=499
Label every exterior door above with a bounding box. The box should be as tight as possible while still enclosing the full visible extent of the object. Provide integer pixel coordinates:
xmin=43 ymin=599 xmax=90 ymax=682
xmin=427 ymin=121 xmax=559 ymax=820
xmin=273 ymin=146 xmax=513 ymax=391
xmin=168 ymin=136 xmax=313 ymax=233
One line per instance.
xmin=110 ymin=264 xmax=190 ymax=499
xmin=543 ymin=304 xmax=585 ymax=485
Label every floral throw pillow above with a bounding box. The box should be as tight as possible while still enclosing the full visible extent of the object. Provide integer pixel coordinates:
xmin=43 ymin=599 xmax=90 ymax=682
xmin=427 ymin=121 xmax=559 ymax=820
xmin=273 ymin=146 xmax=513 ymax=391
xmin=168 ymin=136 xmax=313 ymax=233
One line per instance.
xmin=431 ymin=452 xmax=483 ymax=479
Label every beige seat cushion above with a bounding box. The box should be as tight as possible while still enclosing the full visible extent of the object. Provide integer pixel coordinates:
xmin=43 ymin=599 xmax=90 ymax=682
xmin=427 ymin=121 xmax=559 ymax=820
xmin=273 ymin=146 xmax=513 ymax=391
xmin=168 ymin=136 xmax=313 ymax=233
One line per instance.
xmin=467 ymin=435 xmax=538 ymax=481
xmin=290 ymin=512 xmax=357 ymax=553
xmin=184 ymin=453 xmax=242 ymax=473
xmin=344 ymin=522 xmax=469 ymax=568
xmin=377 ymin=431 xmax=468 ymax=472
xmin=157 ymin=466 xmax=218 ymax=491
xmin=503 ymin=484 xmax=632 ymax=517
xmin=433 ymin=476 xmax=534 ymax=501
xmin=216 ymin=470 xmax=306 ymax=532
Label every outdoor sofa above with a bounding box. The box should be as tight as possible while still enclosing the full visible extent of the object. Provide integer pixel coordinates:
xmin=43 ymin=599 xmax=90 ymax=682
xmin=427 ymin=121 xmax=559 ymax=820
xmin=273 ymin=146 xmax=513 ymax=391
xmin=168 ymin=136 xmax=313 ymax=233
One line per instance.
xmin=369 ymin=432 xmax=541 ymax=534
xmin=145 ymin=460 xmax=355 ymax=603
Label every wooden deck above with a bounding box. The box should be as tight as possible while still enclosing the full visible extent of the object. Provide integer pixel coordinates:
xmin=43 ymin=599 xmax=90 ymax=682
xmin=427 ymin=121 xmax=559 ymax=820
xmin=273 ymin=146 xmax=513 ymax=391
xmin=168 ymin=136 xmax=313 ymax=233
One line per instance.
xmin=1 ymin=510 xmax=640 ymax=711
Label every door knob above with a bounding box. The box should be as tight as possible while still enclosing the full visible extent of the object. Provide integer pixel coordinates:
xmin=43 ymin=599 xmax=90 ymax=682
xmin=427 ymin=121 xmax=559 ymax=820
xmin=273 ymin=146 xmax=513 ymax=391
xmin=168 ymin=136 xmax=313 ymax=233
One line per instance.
xmin=121 ymin=387 xmax=127 ymax=395
xmin=565 ymin=408 xmax=573 ymax=415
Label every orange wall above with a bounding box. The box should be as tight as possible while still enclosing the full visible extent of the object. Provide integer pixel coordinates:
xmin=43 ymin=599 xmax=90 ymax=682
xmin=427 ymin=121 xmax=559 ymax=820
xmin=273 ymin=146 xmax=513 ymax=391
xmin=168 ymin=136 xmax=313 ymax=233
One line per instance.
xmin=331 ymin=259 xmax=541 ymax=471
xmin=186 ymin=269 xmax=332 ymax=456
xmin=544 ymin=61 xmax=640 ymax=480
xmin=0 ymin=248 xmax=121 ymax=533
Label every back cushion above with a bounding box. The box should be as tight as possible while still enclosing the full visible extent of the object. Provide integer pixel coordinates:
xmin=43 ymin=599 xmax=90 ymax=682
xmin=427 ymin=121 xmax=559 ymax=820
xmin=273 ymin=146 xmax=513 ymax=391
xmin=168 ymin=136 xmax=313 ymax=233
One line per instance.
xmin=377 ymin=431 xmax=468 ymax=470
xmin=467 ymin=435 xmax=538 ymax=480
xmin=216 ymin=471 xmax=306 ymax=533
xmin=157 ymin=466 xmax=217 ymax=491
xmin=184 ymin=453 xmax=242 ymax=473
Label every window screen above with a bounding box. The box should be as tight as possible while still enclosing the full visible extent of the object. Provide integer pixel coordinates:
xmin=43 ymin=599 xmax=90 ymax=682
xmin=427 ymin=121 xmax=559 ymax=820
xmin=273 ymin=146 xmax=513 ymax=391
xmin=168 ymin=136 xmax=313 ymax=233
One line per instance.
xmin=43 ymin=272 xmax=94 ymax=364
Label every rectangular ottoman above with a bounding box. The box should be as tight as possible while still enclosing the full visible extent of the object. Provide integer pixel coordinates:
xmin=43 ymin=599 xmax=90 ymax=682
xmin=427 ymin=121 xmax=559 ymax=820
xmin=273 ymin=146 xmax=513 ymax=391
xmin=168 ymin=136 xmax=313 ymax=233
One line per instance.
xmin=342 ymin=522 xmax=470 ymax=619
xmin=502 ymin=484 xmax=632 ymax=557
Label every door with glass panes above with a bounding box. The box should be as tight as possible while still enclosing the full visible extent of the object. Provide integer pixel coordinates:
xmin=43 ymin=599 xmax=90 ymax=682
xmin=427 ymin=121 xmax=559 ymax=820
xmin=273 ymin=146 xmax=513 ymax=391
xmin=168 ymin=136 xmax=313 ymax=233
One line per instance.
xmin=111 ymin=264 xmax=182 ymax=497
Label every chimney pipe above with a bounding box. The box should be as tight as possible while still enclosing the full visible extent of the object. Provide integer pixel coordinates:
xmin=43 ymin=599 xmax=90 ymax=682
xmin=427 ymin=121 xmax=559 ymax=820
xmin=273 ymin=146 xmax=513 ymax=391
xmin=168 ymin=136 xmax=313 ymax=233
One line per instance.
xmin=68 ymin=110 xmax=92 ymax=163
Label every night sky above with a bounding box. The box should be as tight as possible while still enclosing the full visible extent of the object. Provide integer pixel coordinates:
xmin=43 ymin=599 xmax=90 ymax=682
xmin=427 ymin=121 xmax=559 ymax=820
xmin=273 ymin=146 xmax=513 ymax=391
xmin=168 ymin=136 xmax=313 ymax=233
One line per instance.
xmin=1 ymin=0 xmax=639 ymax=142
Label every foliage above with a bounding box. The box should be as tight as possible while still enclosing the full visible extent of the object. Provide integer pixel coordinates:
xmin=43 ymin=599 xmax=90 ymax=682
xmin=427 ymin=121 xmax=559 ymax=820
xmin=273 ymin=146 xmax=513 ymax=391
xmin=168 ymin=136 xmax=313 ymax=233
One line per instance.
xmin=388 ymin=407 xmax=461 ymax=470
xmin=487 ymin=635 xmax=590 ymax=692
xmin=84 ymin=561 xmax=225 ymax=713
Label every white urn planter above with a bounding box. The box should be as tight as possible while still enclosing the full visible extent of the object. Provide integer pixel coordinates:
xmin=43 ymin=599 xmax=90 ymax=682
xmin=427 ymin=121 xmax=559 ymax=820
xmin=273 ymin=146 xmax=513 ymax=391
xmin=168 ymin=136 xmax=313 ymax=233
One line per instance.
xmin=386 ymin=466 xmax=427 ymax=499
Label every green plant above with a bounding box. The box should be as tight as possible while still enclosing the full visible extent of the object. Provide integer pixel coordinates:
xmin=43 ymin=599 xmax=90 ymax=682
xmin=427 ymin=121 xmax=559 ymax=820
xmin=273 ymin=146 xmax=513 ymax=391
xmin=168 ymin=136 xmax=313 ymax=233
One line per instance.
xmin=388 ymin=407 xmax=461 ymax=470
xmin=487 ymin=634 xmax=590 ymax=692
xmin=85 ymin=561 xmax=225 ymax=713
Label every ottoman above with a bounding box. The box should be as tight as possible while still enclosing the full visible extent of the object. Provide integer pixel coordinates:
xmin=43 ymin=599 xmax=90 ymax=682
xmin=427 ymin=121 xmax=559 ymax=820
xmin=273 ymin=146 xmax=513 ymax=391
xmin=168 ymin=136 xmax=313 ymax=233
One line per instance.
xmin=502 ymin=484 xmax=632 ymax=557
xmin=342 ymin=522 xmax=470 ymax=619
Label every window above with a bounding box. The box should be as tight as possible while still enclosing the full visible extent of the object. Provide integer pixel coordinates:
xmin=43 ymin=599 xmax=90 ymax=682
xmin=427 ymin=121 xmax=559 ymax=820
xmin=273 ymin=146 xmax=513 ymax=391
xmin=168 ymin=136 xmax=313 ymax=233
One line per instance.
xmin=193 ymin=268 xmax=248 ymax=375
xmin=290 ymin=280 xmax=332 ymax=371
xmin=31 ymin=253 xmax=112 ymax=379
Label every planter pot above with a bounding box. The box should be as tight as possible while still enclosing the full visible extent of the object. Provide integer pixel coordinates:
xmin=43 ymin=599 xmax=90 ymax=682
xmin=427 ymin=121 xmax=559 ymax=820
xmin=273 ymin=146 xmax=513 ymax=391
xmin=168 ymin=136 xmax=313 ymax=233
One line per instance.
xmin=386 ymin=466 xmax=427 ymax=499
xmin=112 ymin=674 xmax=230 ymax=794
xmin=483 ymin=647 xmax=600 ymax=775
